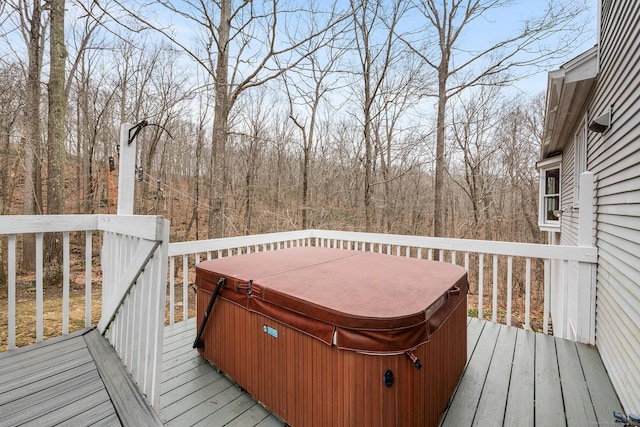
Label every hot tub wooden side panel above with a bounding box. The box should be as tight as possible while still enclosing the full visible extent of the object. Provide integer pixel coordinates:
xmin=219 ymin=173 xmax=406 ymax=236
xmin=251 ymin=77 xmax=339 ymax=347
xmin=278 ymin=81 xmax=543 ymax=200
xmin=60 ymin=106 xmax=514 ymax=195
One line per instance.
xmin=196 ymin=288 xmax=467 ymax=427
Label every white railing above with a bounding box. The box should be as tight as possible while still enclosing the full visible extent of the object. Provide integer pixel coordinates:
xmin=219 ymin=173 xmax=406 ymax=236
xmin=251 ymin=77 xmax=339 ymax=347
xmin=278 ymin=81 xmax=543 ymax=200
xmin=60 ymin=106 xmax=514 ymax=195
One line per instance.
xmin=167 ymin=229 xmax=597 ymax=340
xmin=0 ymin=214 xmax=168 ymax=409
xmin=97 ymin=215 xmax=169 ymax=409
xmin=1 ymin=215 xmax=98 ymax=349
xmin=1 ymin=216 xmax=599 ymax=405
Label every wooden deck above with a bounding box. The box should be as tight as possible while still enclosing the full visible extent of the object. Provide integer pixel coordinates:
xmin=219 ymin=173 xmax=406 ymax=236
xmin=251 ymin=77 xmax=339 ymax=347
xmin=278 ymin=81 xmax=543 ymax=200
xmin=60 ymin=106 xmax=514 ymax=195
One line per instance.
xmin=442 ymin=318 xmax=623 ymax=426
xmin=163 ymin=318 xmax=623 ymax=427
xmin=0 ymin=328 xmax=161 ymax=427
xmin=160 ymin=318 xmax=283 ymax=426
xmin=0 ymin=318 xmax=623 ymax=426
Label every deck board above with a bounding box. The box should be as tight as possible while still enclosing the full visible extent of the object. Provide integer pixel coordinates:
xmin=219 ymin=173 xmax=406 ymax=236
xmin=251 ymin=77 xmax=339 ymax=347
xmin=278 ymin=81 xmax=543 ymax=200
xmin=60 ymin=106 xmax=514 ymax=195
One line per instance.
xmin=0 ymin=329 xmax=119 ymax=427
xmin=472 ymin=325 xmax=518 ymax=426
xmin=0 ymin=317 xmax=622 ymax=426
xmin=160 ymin=318 xmax=280 ymax=427
xmin=502 ymin=328 xmax=535 ymax=426
xmin=84 ymin=328 xmax=163 ymax=426
xmin=576 ymin=343 xmax=625 ymax=424
xmin=556 ymin=339 xmax=598 ymax=426
xmin=440 ymin=320 xmax=501 ymax=426
xmin=534 ymin=333 xmax=565 ymax=426
xmin=441 ymin=320 xmax=622 ymax=427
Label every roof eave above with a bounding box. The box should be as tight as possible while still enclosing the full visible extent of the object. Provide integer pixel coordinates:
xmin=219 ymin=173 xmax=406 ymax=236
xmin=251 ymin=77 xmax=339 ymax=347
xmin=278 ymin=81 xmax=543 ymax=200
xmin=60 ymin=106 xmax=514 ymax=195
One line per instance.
xmin=541 ymin=46 xmax=599 ymax=159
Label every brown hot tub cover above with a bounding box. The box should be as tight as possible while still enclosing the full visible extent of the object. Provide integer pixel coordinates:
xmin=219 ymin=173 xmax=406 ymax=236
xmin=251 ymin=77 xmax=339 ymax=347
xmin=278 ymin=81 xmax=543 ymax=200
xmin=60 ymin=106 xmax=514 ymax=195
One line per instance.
xmin=195 ymin=246 xmax=468 ymax=354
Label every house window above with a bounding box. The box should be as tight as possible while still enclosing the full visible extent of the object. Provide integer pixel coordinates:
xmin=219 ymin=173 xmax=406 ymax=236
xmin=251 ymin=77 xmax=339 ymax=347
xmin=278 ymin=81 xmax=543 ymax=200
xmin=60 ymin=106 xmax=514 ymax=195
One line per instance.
xmin=544 ymin=168 xmax=561 ymax=221
xmin=538 ymin=155 xmax=562 ymax=231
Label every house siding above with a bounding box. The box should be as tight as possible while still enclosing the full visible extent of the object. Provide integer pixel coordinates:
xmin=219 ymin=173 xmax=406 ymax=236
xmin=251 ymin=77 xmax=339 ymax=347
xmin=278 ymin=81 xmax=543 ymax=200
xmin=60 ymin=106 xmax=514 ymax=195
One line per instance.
xmin=590 ymin=0 xmax=640 ymax=412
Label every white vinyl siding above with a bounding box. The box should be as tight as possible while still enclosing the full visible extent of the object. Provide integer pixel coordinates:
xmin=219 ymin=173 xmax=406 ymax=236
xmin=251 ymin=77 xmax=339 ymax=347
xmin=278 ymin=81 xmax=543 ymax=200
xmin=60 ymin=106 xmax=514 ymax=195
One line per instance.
xmin=590 ymin=0 xmax=640 ymax=413
xmin=574 ymin=118 xmax=587 ymax=207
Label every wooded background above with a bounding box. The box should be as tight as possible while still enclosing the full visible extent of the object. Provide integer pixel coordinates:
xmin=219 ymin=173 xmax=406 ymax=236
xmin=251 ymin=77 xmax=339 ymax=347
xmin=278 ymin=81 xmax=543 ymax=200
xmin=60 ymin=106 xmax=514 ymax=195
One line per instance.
xmin=0 ymin=0 xmax=594 ymax=250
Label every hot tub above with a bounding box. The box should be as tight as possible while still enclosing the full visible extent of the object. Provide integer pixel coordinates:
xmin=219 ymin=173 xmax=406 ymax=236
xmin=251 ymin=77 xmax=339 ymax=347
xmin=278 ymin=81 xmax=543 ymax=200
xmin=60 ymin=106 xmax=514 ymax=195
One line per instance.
xmin=195 ymin=246 xmax=468 ymax=427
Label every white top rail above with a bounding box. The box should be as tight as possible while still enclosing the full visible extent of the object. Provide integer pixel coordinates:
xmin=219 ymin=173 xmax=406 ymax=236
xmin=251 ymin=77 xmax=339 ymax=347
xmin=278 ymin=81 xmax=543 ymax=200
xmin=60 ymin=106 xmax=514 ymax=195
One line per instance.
xmin=0 ymin=214 xmax=165 ymax=240
xmin=168 ymin=230 xmax=311 ymax=256
xmin=168 ymin=229 xmax=597 ymax=263
xmin=307 ymin=230 xmax=597 ymax=263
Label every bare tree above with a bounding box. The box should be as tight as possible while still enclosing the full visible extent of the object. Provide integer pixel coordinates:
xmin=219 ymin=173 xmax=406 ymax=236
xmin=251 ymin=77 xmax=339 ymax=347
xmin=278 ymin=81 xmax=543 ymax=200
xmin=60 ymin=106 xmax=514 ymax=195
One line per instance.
xmin=43 ymin=0 xmax=67 ymax=285
xmin=497 ymin=93 xmax=545 ymax=242
xmin=373 ymin=58 xmax=429 ymax=232
xmin=134 ymin=45 xmax=191 ymax=215
xmin=232 ymin=88 xmax=275 ymax=234
xmin=283 ymin=28 xmax=346 ymax=229
xmin=349 ymin=0 xmax=408 ymax=231
xmin=0 ymin=62 xmax=24 ymax=216
xmin=0 ymin=62 xmax=25 ymax=292
xmin=7 ymin=0 xmax=48 ymax=270
xmin=449 ymin=85 xmax=503 ymax=239
xmin=404 ymin=0 xmax=588 ymax=237
xmin=66 ymin=0 xmax=108 ymax=213
xmin=98 ymin=0 xmax=348 ymax=237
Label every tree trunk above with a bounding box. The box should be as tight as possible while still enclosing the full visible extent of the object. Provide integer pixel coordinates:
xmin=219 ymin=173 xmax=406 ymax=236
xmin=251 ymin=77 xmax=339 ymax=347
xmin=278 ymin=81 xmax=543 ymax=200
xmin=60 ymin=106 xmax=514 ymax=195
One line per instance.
xmin=44 ymin=0 xmax=67 ymax=286
xmin=433 ymin=64 xmax=447 ymax=239
xmin=208 ymin=0 xmax=231 ymax=238
xmin=302 ymin=144 xmax=310 ymax=229
xmin=22 ymin=1 xmax=45 ymax=271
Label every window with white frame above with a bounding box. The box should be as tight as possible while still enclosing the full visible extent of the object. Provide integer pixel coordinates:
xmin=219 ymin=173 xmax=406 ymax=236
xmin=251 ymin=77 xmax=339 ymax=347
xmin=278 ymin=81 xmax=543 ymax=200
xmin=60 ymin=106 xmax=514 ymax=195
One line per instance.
xmin=573 ymin=116 xmax=587 ymax=206
xmin=538 ymin=156 xmax=562 ymax=230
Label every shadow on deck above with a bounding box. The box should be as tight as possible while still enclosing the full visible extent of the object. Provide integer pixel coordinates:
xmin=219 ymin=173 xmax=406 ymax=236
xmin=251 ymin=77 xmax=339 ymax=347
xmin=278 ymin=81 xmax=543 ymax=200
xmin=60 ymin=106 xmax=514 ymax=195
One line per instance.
xmin=0 ymin=318 xmax=623 ymax=426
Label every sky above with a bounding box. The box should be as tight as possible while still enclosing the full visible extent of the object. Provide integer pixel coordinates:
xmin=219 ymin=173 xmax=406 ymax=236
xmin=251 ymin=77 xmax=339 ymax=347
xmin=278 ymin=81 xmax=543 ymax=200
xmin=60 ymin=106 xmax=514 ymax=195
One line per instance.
xmin=133 ymin=0 xmax=599 ymax=99
xmin=475 ymin=0 xmax=598 ymax=96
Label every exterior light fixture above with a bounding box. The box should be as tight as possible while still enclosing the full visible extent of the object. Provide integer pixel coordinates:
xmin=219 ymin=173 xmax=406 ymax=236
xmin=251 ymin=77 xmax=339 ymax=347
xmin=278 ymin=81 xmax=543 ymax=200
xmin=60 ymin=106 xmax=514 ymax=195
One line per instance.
xmin=588 ymin=107 xmax=611 ymax=133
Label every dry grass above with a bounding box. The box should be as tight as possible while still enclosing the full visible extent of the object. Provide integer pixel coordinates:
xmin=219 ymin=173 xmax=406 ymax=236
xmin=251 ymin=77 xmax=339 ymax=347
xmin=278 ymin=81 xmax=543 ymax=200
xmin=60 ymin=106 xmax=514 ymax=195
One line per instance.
xmin=0 ymin=275 xmax=102 ymax=352
xmin=0 ymin=269 xmax=199 ymax=353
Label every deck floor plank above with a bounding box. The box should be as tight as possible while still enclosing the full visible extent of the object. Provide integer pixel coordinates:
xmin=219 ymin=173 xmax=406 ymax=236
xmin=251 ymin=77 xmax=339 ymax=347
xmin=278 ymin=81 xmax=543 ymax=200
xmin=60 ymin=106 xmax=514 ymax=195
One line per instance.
xmin=0 ymin=337 xmax=86 ymax=374
xmin=556 ymin=339 xmax=598 ymax=426
xmin=472 ymin=325 xmax=518 ymax=427
xmin=0 ymin=373 xmax=105 ymax=426
xmin=192 ymin=393 xmax=264 ymax=427
xmin=0 ymin=359 xmax=96 ymax=406
xmin=502 ymin=328 xmax=535 ymax=426
xmin=466 ymin=317 xmax=487 ymax=357
xmin=441 ymin=320 xmax=623 ymax=427
xmin=29 ymin=387 xmax=113 ymax=426
xmin=440 ymin=320 xmax=502 ymax=426
xmin=84 ymin=329 xmax=163 ymax=426
xmin=162 ymin=382 xmax=243 ymax=427
xmin=0 ymin=317 xmax=622 ymax=427
xmin=255 ymin=414 xmax=288 ymax=427
xmin=162 ymin=349 xmax=207 ymax=381
xmin=160 ymin=368 xmax=224 ymax=408
xmin=534 ymin=333 xmax=565 ymax=426
xmin=55 ymin=400 xmax=121 ymax=427
xmin=224 ymin=402 xmax=273 ymax=427
xmin=575 ymin=343 xmax=625 ymax=424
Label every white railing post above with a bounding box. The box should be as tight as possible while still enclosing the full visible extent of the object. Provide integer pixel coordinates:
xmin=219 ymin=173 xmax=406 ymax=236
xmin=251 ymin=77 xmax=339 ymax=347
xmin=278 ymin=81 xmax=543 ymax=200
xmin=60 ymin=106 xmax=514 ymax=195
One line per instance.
xmin=543 ymin=259 xmax=551 ymax=335
xmin=8 ymin=235 xmax=16 ymax=350
xmin=35 ymin=233 xmax=43 ymax=343
xmin=576 ymin=171 xmax=596 ymax=344
xmin=117 ymin=123 xmax=135 ymax=215
xmin=85 ymin=231 xmax=93 ymax=327
xmin=62 ymin=231 xmax=70 ymax=334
